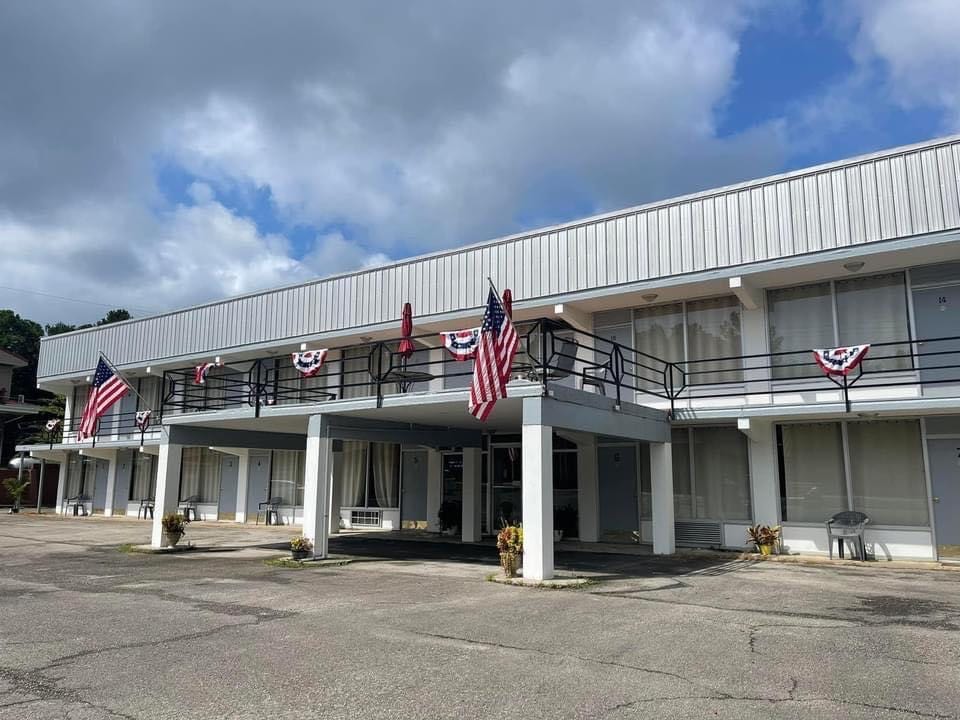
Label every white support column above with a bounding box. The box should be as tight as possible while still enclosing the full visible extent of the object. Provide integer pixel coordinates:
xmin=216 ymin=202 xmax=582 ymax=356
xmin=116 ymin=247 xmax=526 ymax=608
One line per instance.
xmin=234 ymin=450 xmax=250 ymax=523
xmin=522 ymin=411 xmax=554 ymax=581
xmin=103 ymin=450 xmax=119 ymax=517
xmin=462 ymin=447 xmax=482 ymax=543
xmin=650 ymin=441 xmax=675 ymax=555
xmin=425 ymin=449 xmax=443 ymax=532
xmin=55 ymin=456 xmax=68 ymax=514
xmin=742 ymin=419 xmax=779 ymax=527
xmin=302 ymin=414 xmax=333 ymax=558
xmin=576 ymin=435 xmax=599 ymax=542
xmin=328 ymin=444 xmax=341 ymax=535
xmin=151 ymin=439 xmax=183 ymax=548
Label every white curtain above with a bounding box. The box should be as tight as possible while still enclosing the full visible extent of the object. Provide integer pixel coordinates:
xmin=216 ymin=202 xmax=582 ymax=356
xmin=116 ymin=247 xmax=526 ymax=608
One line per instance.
xmin=768 ymin=283 xmax=834 ymax=379
xmin=129 ymin=453 xmax=155 ymax=500
xmin=372 ymin=443 xmax=399 ymax=508
xmin=340 ymin=441 xmax=367 ymax=506
xmin=685 ymin=297 xmax=743 ymax=385
xmin=634 ymin=303 xmax=684 ymax=390
xmin=671 ymin=428 xmax=693 ymax=518
xmin=180 ymin=447 xmax=220 ymax=502
xmin=847 ymin=420 xmax=928 ymax=525
xmin=692 ymin=427 xmax=751 ymax=521
xmin=342 ymin=347 xmax=373 ymax=399
xmin=270 ymin=450 xmax=304 ymax=505
xmin=836 ymin=273 xmax=910 ymax=372
xmin=780 ymin=423 xmax=847 ymax=522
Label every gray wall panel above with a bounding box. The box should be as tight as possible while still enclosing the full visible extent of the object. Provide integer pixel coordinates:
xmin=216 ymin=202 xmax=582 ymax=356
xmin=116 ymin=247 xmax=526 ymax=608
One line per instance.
xmin=38 ymin=135 xmax=960 ymax=380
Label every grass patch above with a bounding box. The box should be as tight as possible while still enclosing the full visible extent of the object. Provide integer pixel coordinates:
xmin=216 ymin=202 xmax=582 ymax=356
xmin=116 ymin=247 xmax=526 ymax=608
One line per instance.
xmin=264 ymin=555 xmax=353 ymax=570
xmin=118 ymin=543 xmax=138 ymax=554
xmin=265 ymin=557 xmax=308 ymax=569
xmin=486 ymin=572 xmax=598 ymax=590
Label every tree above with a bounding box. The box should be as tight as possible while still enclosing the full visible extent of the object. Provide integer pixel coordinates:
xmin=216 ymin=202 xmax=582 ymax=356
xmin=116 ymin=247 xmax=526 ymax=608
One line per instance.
xmin=44 ymin=321 xmax=76 ymax=336
xmin=97 ymin=309 xmax=131 ymax=326
xmin=0 ymin=310 xmax=44 ymax=400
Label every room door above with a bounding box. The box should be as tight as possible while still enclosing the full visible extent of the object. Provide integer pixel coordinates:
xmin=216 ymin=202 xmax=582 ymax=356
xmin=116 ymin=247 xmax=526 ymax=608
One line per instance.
xmin=912 ymin=284 xmax=960 ymax=390
xmin=218 ymin=454 xmax=239 ymax=521
xmin=928 ymin=438 xmax=960 ymax=559
xmin=400 ymin=450 xmax=428 ymax=527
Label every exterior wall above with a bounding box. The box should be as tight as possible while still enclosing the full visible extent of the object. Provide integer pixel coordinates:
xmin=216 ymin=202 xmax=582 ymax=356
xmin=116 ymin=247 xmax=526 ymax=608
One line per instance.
xmin=37 ymin=135 xmax=960 ymax=382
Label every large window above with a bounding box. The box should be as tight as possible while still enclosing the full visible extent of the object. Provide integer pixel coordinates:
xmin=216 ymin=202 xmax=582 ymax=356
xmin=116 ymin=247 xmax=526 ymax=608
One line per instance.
xmin=670 ymin=426 xmax=751 ymax=521
xmin=66 ymin=454 xmax=95 ymax=498
xmin=768 ymin=272 xmax=910 ymax=379
xmin=128 ymin=453 xmax=156 ymax=501
xmin=269 ymin=450 xmax=305 ymax=506
xmin=630 ymin=296 xmax=742 ymax=389
xmin=777 ymin=419 xmax=928 ymax=526
xmin=180 ymin=447 xmax=221 ymax=502
xmin=337 ymin=440 xmax=400 ymax=508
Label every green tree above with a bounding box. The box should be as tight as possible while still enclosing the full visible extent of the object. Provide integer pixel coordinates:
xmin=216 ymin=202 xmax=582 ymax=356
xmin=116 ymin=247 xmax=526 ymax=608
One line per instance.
xmin=0 ymin=310 xmax=43 ymax=400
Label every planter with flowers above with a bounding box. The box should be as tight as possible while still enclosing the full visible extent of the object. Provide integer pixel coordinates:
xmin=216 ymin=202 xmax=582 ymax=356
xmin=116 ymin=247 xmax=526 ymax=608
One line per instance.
xmin=290 ymin=536 xmax=313 ymax=560
xmin=496 ymin=525 xmax=523 ymax=578
xmin=746 ymin=524 xmax=781 ymax=556
xmin=161 ymin=513 xmax=186 ymax=548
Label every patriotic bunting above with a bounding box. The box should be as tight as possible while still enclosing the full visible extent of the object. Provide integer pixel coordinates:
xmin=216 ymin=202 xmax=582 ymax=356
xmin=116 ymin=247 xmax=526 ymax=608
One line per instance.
xmin=291 ymin=349 xmax=329 ymax=377
xmin=813 ymin=344 xmax=870 ymax=376
xmin=45 ymin=418 xmax=61 ymax=432
xmin=441 ymin=328 xmax=481 ymax=360
xmin=135 ymin=410 xmax=152 ymax=432
xmin=193 ymin=360 xmax=222 ymax=385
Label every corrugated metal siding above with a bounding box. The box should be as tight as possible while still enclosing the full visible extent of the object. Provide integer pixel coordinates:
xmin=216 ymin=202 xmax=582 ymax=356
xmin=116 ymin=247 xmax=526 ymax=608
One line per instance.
xmin=38 ymin=136 xmax=960 ymax=379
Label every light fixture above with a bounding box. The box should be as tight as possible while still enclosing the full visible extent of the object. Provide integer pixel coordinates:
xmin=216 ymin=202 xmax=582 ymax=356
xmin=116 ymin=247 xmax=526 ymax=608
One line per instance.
xmin=360 ymin=335 xmax=374 ymax=343
xmin=843 ymin=261 xmax=865 ymax=273
xmin=641 ymin=293 xmax=659 ymax=303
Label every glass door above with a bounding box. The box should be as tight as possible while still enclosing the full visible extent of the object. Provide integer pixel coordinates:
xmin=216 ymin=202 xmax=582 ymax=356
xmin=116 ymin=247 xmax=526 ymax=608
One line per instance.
xmin=491 ymin=444 xmax=522 ymax=529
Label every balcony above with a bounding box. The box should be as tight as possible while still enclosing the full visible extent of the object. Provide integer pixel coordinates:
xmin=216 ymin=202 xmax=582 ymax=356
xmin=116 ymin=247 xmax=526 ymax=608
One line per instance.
xmin=154 ymin=318 xmax=960 ymax=423
xmin=54 ymin=410 xmax=160 ymax=448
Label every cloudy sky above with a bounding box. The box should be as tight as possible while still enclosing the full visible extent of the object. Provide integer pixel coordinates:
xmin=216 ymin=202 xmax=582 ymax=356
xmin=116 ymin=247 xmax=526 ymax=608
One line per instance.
xmin=1 ymin=0 xmax=959 ymax=326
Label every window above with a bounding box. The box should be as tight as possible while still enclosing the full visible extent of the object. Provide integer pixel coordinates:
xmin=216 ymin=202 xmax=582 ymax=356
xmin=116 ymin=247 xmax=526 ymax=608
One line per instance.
xmin=179 ymin=447 xmax=221 ymax=502
xmin=66 ymin=454 xmax=94 ymax=497
xmin=341 ymin=347 xmax=373 ymax=399
xmin=128 ymin=453 xmax=156 ymax=501
xmin=777 ymin=423 xmax=847 ymax=522
xmin=768 ymin=273 xmax=910 ymax=379
xmin=670 ymin=427 xmax=751 ymax=521
xmin=336 ymin=440 xmax=400 ymax=509
xmin=777 ymin=419 xmax=928 ymax=526
xmin=269 ymin=450 xmax=305 ymax=506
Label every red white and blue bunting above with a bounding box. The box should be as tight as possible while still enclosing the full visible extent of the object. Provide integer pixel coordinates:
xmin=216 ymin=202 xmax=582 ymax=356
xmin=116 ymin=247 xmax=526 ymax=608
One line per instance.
xmin=135 ymin=410 xmax=152 ymax=432
xmin=291 ymin=349 xmax=329 ymax=377
xmin=45 ymin=418 xmax=61 ymax=432
xmin=440 ymin=328 xmax=480 ymax=360
xmin=193 ymin=361 xmax=221 ymax=385
xmin=813 ymin=344 xmax=870 ymax=376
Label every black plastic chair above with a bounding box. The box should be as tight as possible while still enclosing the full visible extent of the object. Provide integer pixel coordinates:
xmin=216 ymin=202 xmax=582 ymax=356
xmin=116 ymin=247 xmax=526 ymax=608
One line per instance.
xmin=178 ymin=495 xmax=200 ymax=522
xmin=826 ymin=511 xmax=870 ymax=560
xmin=257 ymin=496 xmax=284 ymax=526
xmin=138 ymin=497 xmax=155 ymax=520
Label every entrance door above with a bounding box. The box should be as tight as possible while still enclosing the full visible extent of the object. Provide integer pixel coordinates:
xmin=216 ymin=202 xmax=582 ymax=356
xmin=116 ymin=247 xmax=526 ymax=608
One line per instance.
xmin=91 ymin=459 xmax=108 ymax=512
xmin=245 ymin=453 xmax=271 ymax=521
xmin=218 ymin=455 xmax=239 ymax=521
xmin=929 ymin=438 xmax=960 ymax=559
xmin=491 ymin=445 xmax=522 ymax=528
xmin=913 ymin=284 xmax=960 ymax=389
xmin=400 ymin=450 xmax=428 ymax=528
xmin=598 ymin=445 xmax=639 ymax=541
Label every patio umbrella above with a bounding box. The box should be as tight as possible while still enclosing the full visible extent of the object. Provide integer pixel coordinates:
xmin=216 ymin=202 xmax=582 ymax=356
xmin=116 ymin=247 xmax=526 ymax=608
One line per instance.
xmin=398 ymin=302 xmax=415 ymax=359
xmin=502 ymin=288 xmax=513 ymax=318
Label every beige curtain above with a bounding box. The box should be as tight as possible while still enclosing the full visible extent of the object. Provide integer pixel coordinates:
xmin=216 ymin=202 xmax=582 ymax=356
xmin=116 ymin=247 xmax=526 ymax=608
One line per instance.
xmin=340 ymin=441 xmax=367 ymax=506
xmin=371 ymin=443 xmax=399 ymax=508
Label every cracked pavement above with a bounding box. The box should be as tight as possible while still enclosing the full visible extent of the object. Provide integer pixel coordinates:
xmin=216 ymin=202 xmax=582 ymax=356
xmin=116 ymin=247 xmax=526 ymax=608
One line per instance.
xmin=0 ymin=515 xmax=958 ymax=719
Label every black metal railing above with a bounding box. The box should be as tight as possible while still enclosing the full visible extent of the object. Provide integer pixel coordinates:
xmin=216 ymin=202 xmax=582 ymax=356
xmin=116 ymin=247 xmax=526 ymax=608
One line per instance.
xmin=59 ymin=409 xmax=158 ymax=447
xmin=154 ymin=319 xmax=960 ymax=420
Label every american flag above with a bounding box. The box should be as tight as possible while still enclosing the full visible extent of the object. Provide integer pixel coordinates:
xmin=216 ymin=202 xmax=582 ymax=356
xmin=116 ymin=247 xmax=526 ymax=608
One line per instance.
xmin=469 ymin=287 xmax=518 ymax=421
xmin=77 ymin=358 xmax=129 ymax=441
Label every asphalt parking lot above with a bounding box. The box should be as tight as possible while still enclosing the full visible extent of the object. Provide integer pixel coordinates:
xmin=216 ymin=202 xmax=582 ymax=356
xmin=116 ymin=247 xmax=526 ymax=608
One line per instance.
xmin=0 ymin=515 xmax=958 ymax=719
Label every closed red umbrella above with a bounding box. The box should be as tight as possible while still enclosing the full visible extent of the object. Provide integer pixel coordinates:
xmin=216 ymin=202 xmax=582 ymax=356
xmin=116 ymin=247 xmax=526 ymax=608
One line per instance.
xmin=398 ymin=302 xmax=415 ymax=359
xmin=502 ymin=288 xmax=513 ymax=318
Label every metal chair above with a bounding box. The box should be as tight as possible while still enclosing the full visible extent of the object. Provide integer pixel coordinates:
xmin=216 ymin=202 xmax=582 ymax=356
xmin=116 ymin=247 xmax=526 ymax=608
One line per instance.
xmin=826 ymin=511 xmax=870 ymax=560
xmin=178 ymin=495 xmax=200 ymax=522
xmin=526 ymin=339 xmax=579 ymax=382
xmin=137 ymin=497 xmax=155 ymax=520
xmin=257 ymin=496 xmax=284 ymax=526
xmin=581 ymin=365 xmax=610 ymax=395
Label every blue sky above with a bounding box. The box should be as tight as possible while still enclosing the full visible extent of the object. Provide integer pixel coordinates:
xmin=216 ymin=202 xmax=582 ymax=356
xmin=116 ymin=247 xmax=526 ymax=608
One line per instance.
xmin=2 ymin=0 xmax=960 ymax=324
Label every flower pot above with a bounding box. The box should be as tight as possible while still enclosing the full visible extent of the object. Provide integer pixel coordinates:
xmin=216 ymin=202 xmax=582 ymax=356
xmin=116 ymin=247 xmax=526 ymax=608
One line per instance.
xmin=162 ymin=531 xmax=183 ymax=548
xmin=500 ymin=552 xmax=519 ymax=578
xmin=758 ymin=543 xmax=774 ymax=556
xmin=291 ymin=549 xmax=310 ymax=561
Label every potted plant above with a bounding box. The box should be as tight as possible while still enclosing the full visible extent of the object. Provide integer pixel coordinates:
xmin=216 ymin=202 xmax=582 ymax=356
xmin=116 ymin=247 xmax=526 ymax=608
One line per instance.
xmin=290 ymin=535 xmax=313 ymax=560
xmin=438 ymin=500 xmax=461 ymax=536
xmin=3 ymin=478 xmax=30 ymax=514
xmin=160 ymin=513 xmax=186 ymax=548
xmin=496 ymin=524 xmax=523 ymax=578
xmin=554 ymin=504 xmax=578 ymax=542
xmin=746 ymin=524 xmax=781 ymax=555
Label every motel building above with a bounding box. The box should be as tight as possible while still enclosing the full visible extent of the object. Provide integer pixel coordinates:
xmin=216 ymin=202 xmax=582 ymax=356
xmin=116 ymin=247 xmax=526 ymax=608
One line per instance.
xmin=18 ymin=135 xmax=960 ymax=579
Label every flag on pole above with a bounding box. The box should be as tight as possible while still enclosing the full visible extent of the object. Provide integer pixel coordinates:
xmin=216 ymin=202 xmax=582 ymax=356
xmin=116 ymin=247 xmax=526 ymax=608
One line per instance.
xmin=468 ymin=287 xmax=519 ymax=421
xmin=77 ymin=358 xmax=129 ymax=441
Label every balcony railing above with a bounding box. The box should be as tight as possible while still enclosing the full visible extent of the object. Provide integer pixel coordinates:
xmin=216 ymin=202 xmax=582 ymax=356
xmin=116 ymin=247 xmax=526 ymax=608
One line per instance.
xmin=152 ymin=318 xmax=960 ymax=420
xmin=57 ymin=410 xmax=158 ymax=447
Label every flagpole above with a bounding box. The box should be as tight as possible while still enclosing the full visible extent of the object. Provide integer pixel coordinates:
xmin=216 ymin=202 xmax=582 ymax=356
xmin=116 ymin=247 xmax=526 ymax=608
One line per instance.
xmin=486 ymin=276 xmax=503 ymax=302
xmin=97 ymin=351 xmax=153 ymax=411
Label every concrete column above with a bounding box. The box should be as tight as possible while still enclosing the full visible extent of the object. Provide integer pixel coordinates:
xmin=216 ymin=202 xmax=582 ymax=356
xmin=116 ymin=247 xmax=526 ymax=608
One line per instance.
xmin=650 ymin=441 xmax=675 ymax=555
xmin=425 ymin=449 xmax=443 ymax=532
xmin=302 ymin=414 xmax=333 ymax=558
xmin=234 ymin=450 xmax=250 ymax=523
xmin=55 ymin=456 xmax=68 ymax=514
xmin=462 ymin=447 xmax=482 ymax=543
xmin=522 ymin=410 xmax=554 ymax=581
xmin=576 ymin=435 xmax=599 ymax=542
xmin=328 ymin=445 xmax=342 ymax=535
xmin=745 ymin=420 xmax=780 ymax=527
xmin=103 ymin=450 xmax=119 ymax=517
xmin=151 ymin=440 xmax=183 ymax=548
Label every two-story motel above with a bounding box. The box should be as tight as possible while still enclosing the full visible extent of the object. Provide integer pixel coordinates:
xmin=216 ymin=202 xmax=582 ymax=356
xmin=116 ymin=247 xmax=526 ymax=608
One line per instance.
xmin=20 ymin=135 xmax=960 ymax=579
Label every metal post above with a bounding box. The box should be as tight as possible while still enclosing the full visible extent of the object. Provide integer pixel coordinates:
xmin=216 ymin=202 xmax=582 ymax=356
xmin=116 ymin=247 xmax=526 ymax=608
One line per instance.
xmin=15 ymin=451 xmax=25 ymax=513
xmin=843 ymin=374 xmax=851 ymax=413
xmin=254 ymin=361 xmax=262 ymax=418
xmin=539 ymin=319 xmax=548 ymax=395
xmin=375 ymin=343 xmax=384 ymax=409
xmin=37 ymin=458 xmax=46 ymax=513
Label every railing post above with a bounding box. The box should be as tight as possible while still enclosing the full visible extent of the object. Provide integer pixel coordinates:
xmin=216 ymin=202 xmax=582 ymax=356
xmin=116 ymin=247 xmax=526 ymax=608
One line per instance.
xmin=254 ymin=360 xmax=262 ymax=418
xmin=613 ymin=345 xmax=623 ymax=407
xmin=539 ymin=319 xmax=548 ymax=395
xmin=375 ymin=343 xmax=385 ymax=409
